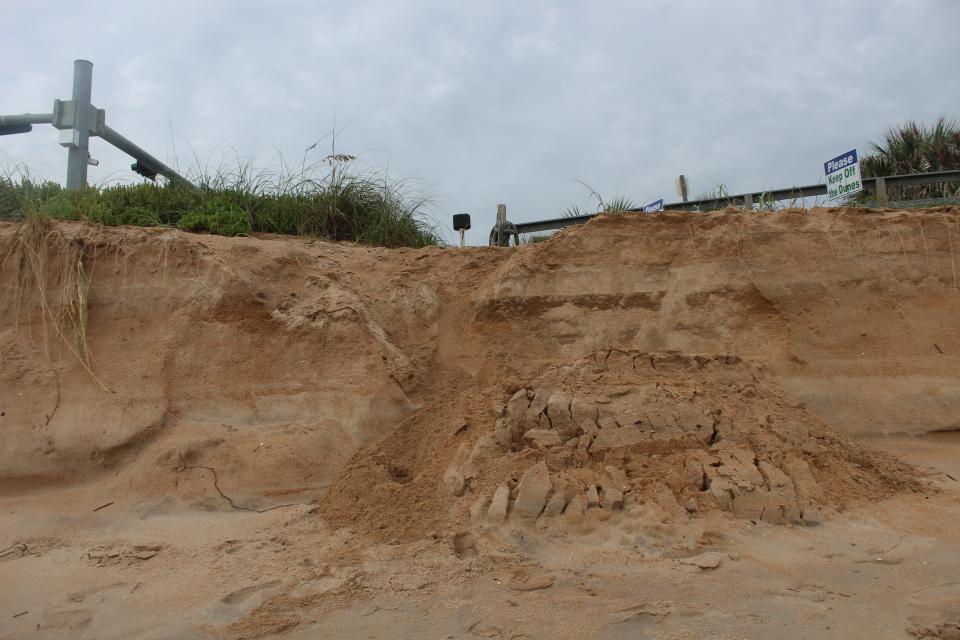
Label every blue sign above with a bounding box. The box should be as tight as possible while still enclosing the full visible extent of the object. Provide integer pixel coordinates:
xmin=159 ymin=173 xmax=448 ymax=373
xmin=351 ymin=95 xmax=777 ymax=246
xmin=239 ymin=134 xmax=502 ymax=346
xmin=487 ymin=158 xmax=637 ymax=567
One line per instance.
xmin=643 ymin=199 xmax=664 ymax=212
xmin=823 ymin=149 xmax=858 ymax=176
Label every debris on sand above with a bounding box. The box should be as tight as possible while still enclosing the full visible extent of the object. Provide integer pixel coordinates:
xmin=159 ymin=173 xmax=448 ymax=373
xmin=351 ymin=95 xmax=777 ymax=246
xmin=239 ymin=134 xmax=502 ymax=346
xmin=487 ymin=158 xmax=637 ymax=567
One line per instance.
xmin=508 ymin=571 xmax=555 ymax=591
xmin=680 ymin=552 xmax=725 ymax=570
xmin=451 ymin=351 xmax=921 ymax=537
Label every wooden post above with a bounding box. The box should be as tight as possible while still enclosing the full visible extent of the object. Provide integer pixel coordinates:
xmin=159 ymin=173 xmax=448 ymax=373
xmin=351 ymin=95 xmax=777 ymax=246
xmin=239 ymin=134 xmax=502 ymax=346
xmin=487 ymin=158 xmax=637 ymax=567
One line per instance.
xmin=675 ymin=175 xmax=688 ymax=203
xmin=492 ymin=204 xmax=507 ymax=247
xmin=875 ymin=177 xmax=888 ymax=206
xmin=743 ymin=193 xmax=754 ymax=210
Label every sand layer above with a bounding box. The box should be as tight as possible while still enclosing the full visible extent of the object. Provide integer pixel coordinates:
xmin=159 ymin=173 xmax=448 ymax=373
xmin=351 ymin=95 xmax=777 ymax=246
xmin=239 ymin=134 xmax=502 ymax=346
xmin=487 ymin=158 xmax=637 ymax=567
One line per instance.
xmin=2 ymin=207 xmax=959 ymax=638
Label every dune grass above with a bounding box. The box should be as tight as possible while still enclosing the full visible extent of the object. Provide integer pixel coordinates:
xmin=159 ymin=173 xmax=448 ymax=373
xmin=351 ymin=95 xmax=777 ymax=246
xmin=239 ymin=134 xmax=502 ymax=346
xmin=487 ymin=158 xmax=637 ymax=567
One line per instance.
xmin=0 ymin=155 xmax=442 ymax=248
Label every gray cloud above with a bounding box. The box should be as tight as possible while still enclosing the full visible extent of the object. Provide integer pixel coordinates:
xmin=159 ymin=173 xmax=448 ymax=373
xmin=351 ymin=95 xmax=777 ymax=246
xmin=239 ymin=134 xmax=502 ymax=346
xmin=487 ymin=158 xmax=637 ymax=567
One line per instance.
xmin=2 ymin=0 xmax=958 ymax=244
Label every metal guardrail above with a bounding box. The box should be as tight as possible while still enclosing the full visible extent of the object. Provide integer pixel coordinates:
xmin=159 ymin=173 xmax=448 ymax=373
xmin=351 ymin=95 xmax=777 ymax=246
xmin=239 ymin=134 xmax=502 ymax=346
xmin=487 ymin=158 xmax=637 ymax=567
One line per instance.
xmin=0 ymin=60 xmax=195 ymax=190
xmin=512 ymin=170 xmax=960 ymax=235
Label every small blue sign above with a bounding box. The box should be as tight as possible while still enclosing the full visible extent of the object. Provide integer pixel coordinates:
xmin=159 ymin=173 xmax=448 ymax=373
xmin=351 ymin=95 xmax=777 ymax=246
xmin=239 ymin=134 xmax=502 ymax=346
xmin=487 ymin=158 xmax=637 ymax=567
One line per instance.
xmin=824 ymin=149 xmax=858 ymax=176
xmin=643 ymin=199 xmax=664 ymax=212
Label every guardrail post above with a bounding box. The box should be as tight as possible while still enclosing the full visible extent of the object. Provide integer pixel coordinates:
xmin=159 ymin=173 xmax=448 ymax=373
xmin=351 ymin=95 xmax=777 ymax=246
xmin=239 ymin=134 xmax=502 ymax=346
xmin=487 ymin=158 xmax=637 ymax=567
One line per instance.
xmin=676 ymin=175 xmax=688 ymax=203
xmin=493 ymin=203 xmax=507 ymax=246
xmin=489 ymin=204 xmax=520 ymax=246
xmin=875 ymin=177 xmax=888 ymax=206
xmin=64 ymin=60 xmax=93 ymax=190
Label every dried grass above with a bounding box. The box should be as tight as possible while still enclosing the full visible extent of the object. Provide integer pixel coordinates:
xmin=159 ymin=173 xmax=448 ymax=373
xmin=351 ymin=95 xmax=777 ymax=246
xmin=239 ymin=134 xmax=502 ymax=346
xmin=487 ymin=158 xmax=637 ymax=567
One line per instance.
xmin=2 ymin=215 xmax=110 ymax=391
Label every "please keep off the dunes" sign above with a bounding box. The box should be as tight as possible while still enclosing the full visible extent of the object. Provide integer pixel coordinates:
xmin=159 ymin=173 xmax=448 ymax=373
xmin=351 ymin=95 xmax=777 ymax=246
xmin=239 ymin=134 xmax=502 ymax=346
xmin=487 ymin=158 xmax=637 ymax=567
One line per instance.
xmin=824 ymin=149 xmax=863 ymax=200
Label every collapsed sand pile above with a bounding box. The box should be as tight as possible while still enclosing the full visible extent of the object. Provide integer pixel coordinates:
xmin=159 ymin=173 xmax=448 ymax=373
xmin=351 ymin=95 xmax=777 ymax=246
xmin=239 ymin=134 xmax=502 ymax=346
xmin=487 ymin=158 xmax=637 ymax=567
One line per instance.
xmin=323 ymin=349 xmax=920 ymax=542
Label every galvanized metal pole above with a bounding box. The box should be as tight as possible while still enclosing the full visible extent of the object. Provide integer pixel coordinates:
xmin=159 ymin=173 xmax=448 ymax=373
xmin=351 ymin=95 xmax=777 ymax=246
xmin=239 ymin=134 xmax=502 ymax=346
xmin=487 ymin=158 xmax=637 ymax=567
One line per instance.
xmin=0 ymin=113 xmax=53 ymax=135
xmin=65 ymin=59 xmax=93 ymax=190
xmin=100 ymin=125 xmax=196 ymax=190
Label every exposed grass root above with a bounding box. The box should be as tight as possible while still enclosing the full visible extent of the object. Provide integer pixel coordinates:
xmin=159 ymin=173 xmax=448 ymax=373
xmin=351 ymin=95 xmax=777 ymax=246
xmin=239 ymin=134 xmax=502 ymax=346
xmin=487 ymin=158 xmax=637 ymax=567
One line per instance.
xmin=3 ymin=216 xmax=110 ymax=392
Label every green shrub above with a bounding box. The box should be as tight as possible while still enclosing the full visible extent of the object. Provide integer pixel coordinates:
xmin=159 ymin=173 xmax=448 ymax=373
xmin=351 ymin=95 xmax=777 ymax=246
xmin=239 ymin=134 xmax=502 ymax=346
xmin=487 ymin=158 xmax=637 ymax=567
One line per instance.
xmin=38 ymin=193 xmax=81 ymax=220
xmin=93 ymin=183 xmax=198 ymax=225
xmin=1 ymin=153 xmax=441 ymax=247
xmin=0 ymin=176 xmax=69 ymax=219
xmin=0 ymin=177 xmax=22 ymax=218
xmin=88 ymin=203 xmax=162 ymax=227
xmin=178 ymin=200 xmax=252 ymax=236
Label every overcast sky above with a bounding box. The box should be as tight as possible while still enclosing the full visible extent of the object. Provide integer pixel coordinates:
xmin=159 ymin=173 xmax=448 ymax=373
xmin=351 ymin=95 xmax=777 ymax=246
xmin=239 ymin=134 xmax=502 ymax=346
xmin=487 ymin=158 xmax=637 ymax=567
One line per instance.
xmin=2 ymin=0 xmax=958 ymax=244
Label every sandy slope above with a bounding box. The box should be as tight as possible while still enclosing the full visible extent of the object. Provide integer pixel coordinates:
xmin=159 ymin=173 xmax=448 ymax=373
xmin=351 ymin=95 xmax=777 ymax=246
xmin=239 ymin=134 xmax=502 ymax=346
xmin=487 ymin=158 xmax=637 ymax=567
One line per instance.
xmin=1 ymin=207 xmax=959 ymax=639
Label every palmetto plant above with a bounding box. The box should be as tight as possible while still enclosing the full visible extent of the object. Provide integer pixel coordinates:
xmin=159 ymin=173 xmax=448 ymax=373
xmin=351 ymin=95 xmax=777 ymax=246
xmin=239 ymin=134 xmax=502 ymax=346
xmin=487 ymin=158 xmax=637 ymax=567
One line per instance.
xmin=859 ymin=117 xmax=960 ymax=202
xmin=562 ymin=181 xmax=638 ymax=217
xmin=601 ymin=195 xmax=639 ymax=212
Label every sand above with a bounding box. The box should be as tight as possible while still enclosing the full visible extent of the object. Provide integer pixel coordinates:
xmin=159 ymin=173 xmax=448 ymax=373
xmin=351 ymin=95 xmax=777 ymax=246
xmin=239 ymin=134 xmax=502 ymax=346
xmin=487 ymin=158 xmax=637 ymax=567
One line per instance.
xmin=1 ymin=206 xmax=959 ymax=639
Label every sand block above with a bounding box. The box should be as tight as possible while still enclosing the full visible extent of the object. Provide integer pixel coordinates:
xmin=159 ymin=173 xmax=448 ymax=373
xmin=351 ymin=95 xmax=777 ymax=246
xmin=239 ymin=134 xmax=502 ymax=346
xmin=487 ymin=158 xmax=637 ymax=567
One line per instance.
xmin=570 ymin=398 xmax=598 ymax=436
xmin=506 ymin=390 xmax=529 ymax=424
xmin=493 ymin=418 xmax=514 ymax=449
xmin=731 ymin=489 xmax=801 ymax=524
xmin=681 ymin=552 xmax=724 ymax=570
xmin=759 ymin=461 xmax=792 ymax=490
xmin=563 ymin=494 xmax=586 ymax=523
xmin=589 ymin=425 xmax=645 ymax=452
xmin=513 ymin=462 xmax=552 ymax=520
xmin=676 ymin=406 xmax=712 ymax=430
xmin=653 ymin=486 xmax=687 ymax=519
xmin=682 ymin=458 xmax=705 ymax=489
xmin=547 ymin=391 xmax=578 ymax=439
xmin=783 ymin=454 xmax=821 ymax=502
xmin=552 ymin=473 xmax=582 ymax=504
xmin=566 ymin=468 xmax=597 ymax=488
xmin=603 ymin=487 xmax=624 ymax=509
xmin=470 ymin=495 xmax=489 ymax=525
xmin=711 ymin=445 xmax=764 ymax=489
xmin=525 ymin=389 xmax=551 ymax=426
xmin=487 ymin=483 xmax=510 ymax=525
xmin=543 ymin=492 xmax=566 ymax=518
xmin=602 ymin=465 xmax=629 ymax=491
xmin=585 ymin=485 xmax=600 ymax=509
xmin=589 ymin=428 xmax=618 ymax=452
xmin=523 ymin=428 xmax=562 ymax=449
xmin=442 ymin=466 xmax=466 ymax=496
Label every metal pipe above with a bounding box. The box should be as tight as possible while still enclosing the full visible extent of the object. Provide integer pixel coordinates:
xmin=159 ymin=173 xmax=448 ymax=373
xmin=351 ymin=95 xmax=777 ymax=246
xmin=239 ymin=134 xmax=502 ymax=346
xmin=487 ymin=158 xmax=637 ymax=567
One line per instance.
xmin=882 ymin=169 xmax=960 ymax=188
xmin=100 ymin=125 xmax=196 ymax=190
xmin=0 ymin=113 xmax=53 ymax=127
xmin=65 ymin=59 xmax=93 ymax=190
xmin=514 ymin=213 xmax=593 ymax=235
